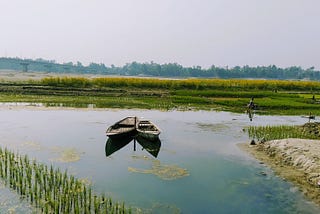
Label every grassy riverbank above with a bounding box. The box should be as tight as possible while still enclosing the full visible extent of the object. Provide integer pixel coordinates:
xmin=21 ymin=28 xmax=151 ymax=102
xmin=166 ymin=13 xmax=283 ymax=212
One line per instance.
xmin=0 ymin=74 xmax=320 ymax=114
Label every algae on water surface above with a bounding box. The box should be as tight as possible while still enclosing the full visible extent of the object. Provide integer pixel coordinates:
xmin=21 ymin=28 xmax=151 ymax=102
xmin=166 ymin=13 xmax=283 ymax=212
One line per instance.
xmin=50 ymin=147 xmax=82 ymax=163
xmin=129 ymin=155 xmax=189 ymax=180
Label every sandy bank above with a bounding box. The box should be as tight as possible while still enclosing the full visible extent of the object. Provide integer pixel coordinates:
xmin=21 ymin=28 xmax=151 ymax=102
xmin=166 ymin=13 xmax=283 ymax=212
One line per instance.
xmin=239 ymin=138 xmax=320 ymax=206
xmin=0 ymin=69 xmax=107 ymax=81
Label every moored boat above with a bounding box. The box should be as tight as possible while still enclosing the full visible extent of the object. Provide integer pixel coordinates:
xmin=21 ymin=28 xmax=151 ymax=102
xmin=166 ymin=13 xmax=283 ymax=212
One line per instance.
xmin=136 ymin=119 xmax=161 ymax=140
xmin=106 ymin=116 xmax=137 ymax=139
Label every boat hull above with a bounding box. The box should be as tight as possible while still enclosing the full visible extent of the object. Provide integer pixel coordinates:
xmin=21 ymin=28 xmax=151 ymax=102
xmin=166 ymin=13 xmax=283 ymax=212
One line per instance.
xmin=107 ymin=129 xmax=137 ymax=139
xmin=106 ymin=116 xmax=137 ymax=139
xmin=136 ymin=119 xmax=161 ymax=141
xmin=137 ymin=131 xmax=160 ymax=141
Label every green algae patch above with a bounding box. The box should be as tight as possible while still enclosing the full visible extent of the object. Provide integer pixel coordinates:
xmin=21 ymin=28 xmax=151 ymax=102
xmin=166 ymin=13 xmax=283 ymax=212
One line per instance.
xmin=20 ymin=143 xmax=82 ymax=163
xmin=197 ymin=123 xmax=230 ymax=132
xmin=22 ymin=141 xmax=42 ymax=151
xmin=129 ymin=156 xmax=189 ymax=180
xmin=144 ymin=202 xmax=181 ymax=214
xmin=127 ymin=202 xmax=181 ymax=214
xmin=50 ymin=147 xmax=82 ymax=163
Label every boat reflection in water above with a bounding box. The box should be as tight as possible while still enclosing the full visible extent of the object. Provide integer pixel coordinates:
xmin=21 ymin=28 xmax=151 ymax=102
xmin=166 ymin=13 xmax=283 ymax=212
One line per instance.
xmin=105 ymin=136 xmax=133 ymax=157
xmin=135 ymin=135 xmax=161 ymax=158
xmin=105 ymin=135 xmax=161 ymax=158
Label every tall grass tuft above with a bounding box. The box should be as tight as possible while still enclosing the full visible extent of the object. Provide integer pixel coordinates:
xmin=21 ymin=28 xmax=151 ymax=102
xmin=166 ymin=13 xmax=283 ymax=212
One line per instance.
xmin=0 ymin=147 xmax=130 ymax=213
xmin=245 ymin=125 xmax=320 ymax=142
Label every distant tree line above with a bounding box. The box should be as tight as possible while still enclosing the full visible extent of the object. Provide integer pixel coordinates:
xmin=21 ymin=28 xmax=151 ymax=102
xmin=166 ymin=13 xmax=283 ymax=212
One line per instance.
xmin=0 ymin=57 xmax=319 ymax=80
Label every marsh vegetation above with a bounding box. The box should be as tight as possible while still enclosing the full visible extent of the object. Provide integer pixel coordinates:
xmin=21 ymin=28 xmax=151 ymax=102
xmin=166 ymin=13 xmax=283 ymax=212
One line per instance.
xmin=1 ymin=75 xmax=320 ymax=212
xmin=0 ymin=77 xmax=319 ymax=114
xmin=245 ymin=122 xmax=320 ymax=142
xmin=0 ymin=147 xmax=129 ymax=213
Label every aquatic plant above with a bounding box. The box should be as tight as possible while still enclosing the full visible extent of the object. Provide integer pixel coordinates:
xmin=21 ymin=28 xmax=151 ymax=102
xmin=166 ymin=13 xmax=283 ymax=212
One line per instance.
xmin=245 ymin=124 xmax=320 ymax=142
xmin=0 ymin=147 xmax=129 ymax=213
xmin=129 ymin=156 xmax=189 ymax=180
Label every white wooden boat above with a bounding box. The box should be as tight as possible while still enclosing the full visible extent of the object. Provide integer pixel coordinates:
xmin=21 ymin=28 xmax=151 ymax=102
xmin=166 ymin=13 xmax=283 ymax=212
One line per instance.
xmin=136 ymin=119 xmax=161 ymax=140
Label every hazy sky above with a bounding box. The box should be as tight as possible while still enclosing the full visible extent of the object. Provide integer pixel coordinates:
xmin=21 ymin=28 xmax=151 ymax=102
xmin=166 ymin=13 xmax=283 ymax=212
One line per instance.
xmin=1 ymin=0 xmax=319 ymax=69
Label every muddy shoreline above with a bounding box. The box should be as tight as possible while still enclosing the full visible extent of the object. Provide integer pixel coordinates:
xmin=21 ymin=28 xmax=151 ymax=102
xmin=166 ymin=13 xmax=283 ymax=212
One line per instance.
xmin=239 ymin=139 xmax=320 ymax=206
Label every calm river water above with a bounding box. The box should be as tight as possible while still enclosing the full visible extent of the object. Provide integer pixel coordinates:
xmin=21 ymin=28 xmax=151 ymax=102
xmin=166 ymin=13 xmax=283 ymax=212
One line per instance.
xmin=0 ymin=107 xmax=319 ymax=213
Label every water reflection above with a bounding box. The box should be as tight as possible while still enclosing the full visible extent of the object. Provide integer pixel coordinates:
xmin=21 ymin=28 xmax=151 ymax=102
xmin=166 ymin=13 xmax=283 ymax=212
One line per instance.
xmin=105 ymin=136 xmax=133 ymax=157
xmin=136 ymin=135 xmax=161 ymax=158
xmin=105 ymin=135 xmax=161 ymax=158
xmin=246 ymin=109 xmax=255 ymax=121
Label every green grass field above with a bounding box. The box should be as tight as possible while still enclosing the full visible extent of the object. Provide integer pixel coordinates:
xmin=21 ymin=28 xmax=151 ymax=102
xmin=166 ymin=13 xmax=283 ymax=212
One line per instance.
xmin=0 ymin=76 xmax=319 ymax=115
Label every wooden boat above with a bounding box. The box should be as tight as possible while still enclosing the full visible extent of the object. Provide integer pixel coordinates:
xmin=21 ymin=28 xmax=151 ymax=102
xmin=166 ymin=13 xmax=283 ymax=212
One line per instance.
xmin=136 ymin=135 xmax=161 ymax=158
xmin=106 ymin=116 xmax=137 ymax=139
xmin=136 ymin=119 xmax=161 ymax=140
xmin=105 ymin=136 xmax=133 ymax=157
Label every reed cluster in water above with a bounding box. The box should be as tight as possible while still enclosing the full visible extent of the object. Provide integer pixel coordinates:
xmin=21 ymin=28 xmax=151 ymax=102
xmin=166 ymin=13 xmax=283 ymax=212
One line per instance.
xmin=245 ymin=125 xmax=320 ymax=142
xmin=0 ymin=147 xmax=129 ymax=213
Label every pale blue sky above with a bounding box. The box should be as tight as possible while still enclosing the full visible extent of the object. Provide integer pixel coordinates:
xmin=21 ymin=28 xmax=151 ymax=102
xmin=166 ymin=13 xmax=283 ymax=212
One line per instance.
xmin=0 ymin=0 xmax=319 ymax=68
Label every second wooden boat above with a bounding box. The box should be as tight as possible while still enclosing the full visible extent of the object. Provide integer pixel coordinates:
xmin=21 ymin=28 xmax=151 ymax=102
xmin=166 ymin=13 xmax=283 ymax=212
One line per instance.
xmin=136 ymin=119 xmax=161 ymax=140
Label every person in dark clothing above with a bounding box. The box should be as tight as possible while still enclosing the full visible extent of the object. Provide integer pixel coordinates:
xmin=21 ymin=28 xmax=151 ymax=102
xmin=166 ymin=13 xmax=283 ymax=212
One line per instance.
xmin=247 ymin=97 xmax=255 ymax=110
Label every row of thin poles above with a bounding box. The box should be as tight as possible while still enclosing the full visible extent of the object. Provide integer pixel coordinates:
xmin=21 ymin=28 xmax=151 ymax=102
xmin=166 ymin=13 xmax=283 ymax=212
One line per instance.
xmin=0 ymin=147 xmax=129 ymax=214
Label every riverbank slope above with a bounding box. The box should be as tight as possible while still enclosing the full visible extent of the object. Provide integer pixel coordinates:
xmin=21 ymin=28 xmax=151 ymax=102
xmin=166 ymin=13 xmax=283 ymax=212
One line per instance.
xmin=239 ymin=138 xmax=320 ymax=206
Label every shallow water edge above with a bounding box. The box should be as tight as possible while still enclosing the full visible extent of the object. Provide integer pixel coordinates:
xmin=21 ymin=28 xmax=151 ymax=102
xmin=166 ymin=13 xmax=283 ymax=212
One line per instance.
xmin=238 ymin=141 xmax=320 ymax=207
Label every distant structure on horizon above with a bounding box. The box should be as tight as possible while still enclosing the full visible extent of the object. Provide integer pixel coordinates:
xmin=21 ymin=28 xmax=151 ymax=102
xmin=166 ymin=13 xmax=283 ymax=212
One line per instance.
xmin=20 ymin=62 xmax=29 ymax=72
